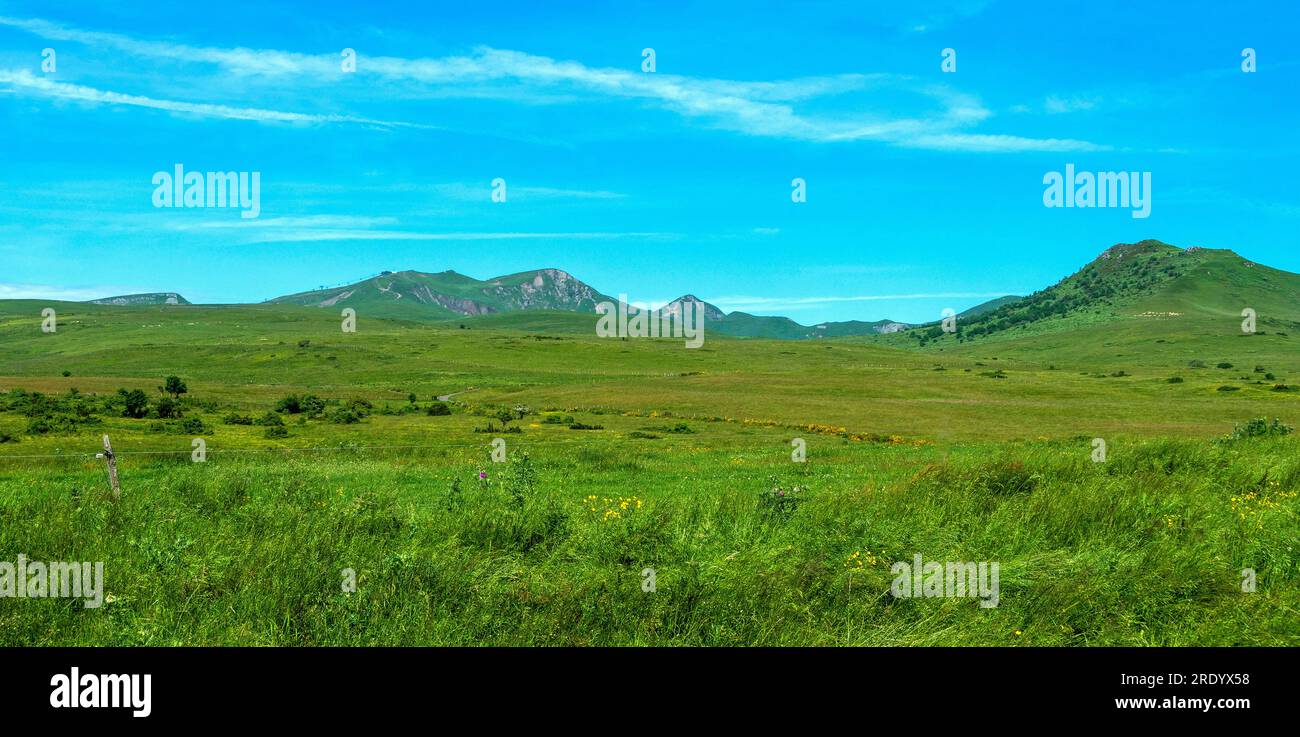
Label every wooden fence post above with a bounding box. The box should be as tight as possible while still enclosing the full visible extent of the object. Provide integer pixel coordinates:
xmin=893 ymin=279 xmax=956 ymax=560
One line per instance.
xmin=98 ymin=435 xmax=121 ymax=498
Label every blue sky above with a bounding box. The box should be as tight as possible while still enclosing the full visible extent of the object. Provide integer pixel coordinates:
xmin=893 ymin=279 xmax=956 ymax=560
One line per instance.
xmin=0 ymin=0 xmax=1296 ymax=323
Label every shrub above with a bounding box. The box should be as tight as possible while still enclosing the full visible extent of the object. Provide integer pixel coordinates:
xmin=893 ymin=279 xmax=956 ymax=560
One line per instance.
xmin=1216 ymin=385 xmax=1240 ymax=392
xmin=1226 ymin=417 xmax=1294 ymax=440
xmin=0 ymin=430 xmax=17 ymax=443
xmin=568 ymin=422 xmax=604 ymax=430
xmin=344 ymin=399 xmax=373 ymax=418
xmin=155 ymin=397 xmax=181 ymax=419
xmin=25 ymin=418 xmax=52 ymax=435
xmin=255 ymin=411 xmax=284 ymax=427
xmin=263 ymin=425 xmax=289 ymax=439
xmin=1166 ymin=376 xmax=1184 ymax=383
xmin=327 ymin=407 xmax=362 ymax=424
xmin=1216 ymin=362 xmax=1234 ymax=369
xmin=118 ymin=389 xmax=150 ymax=419
xmin=276 ymin=395 xmax=303 ymax=413
xmin=276 ymin=394 xmax=326 ymax=415
xmin=541 ymin=414 xmax=574 ymax=425
xmin=629 ymin=431 xmax=660 ymax=439
xmin=1187 ymin=359 xmax=1206 ymax=368
xmin=178 ymin=417 xmax=208 ymax=435
xmin=426 ymin=402 xmax=452 ymax=416
xmin=223 ymin=413 xmax=254 ymax=425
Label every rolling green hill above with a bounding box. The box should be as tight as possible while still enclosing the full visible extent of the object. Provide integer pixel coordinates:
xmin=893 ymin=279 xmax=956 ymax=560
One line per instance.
xmin=268 ymin=268 xmax=615 ymax=321
xmin=891 ymin=241 xmax=1300 ymax=358
xmin=2 ymin=262 xmax=1298 ymax=647
xmin=958 ymin=295 xmax=1021 ymax=319
xmin=268 ymin=272 xmax=910 ymax=339
xmin=89 ymin=292 xmax=189 ymax=306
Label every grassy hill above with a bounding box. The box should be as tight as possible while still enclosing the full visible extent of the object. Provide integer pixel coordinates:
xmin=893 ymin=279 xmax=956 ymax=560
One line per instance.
xmin=0 ymin=294 xmax=1297 ymax=647
xmin=268 ymin=268 xmax=614 ymax=321
xmin=1 ymin=239 xmax=1297 ymax=646
xmin=89 ymin=292 xmax=189 ymax=306
xmin=269 ymin=272 xmax=908 ymax=339
xmin=887 ymin=242 xmax=1300 ymax=366
xmin=959 ymin=295 xmax=1020 ymax=319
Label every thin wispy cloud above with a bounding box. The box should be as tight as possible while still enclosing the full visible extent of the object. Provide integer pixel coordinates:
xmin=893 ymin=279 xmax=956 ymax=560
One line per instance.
xmin=0 ymin=15 xmax=1108 ymax=152
xmin=152 ymin=215 xmax=671 ymax=242
xmin=708 ymin=292 xmax=1010 ymax=311
xmin=431 ymin=183 xmax=627 ymax=201
xmin=1044 ymin=94 xmax=1100 ymax=114
xmin=0 ymin=69 xmax=435 ymax=128
xmin=0 ymin=282 xmax=150 ymax=301
xmin=236 ymin=230 xmax=677 ymax=245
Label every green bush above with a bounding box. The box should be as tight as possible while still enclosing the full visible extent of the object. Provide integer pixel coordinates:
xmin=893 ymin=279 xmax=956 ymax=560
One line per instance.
xmin=328 ymin=407 xmax=362 ymax=424
xmin=178 ymin=417 xmax=209 ymax=435
xmin=1222 ymin=417 xmax=1294 ymax=442
xmin=155 ymin=397 xmax=181 ymax=419
xmin=277 ymin=394 xmax=326 ymax=415
xmin=118 ymin=388 xmax=150 ymax=419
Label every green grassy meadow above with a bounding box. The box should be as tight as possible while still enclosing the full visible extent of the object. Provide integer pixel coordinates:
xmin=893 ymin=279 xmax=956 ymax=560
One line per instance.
xmin=1 ymin=295 xmax=1298 ymax=645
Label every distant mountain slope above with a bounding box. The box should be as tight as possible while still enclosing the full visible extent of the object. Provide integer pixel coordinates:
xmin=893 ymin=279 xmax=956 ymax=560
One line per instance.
xmin=89 ymin=292 xmax=189 ymax=306
xmin=712 ymin=312 xmax=811 ymax=339
xmin=661 ymin=295 xmax=726 ymax=322
xmin=268 ymin=268 xmax=614 ymax=320
xmin=713 ymin=313 xmax=910 ymax=339
xmin=895 ymin=240 xmax=1300 ymax=348
xmin=959 ymin=295 xmax=1021 ymax=319
xmin=268 ymin=271 xmax=910 ymax=338
xmin=812 ymin=319 xmax=909 ymax=337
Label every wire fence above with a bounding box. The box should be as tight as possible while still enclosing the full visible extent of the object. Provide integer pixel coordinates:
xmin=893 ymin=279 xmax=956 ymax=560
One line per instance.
xmin=0 ymin=436 xmax=702 ymax=462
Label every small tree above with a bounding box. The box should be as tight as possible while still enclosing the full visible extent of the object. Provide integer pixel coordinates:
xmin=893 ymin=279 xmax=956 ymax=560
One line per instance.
xmin=119 ymin=389 xmax=150 ymax=419
xmin=495 ymin=408 xmax=516 ymax=430
xmin=161 ymin=375 xmax=188 ymax=399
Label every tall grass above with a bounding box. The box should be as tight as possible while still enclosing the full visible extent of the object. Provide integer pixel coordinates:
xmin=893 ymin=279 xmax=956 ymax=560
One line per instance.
xmin=2 ymin=435 xmax=1296 ymax=645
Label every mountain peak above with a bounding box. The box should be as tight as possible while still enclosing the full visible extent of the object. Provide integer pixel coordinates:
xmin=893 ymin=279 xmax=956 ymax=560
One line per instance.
xmin=89 ymin=292 xmax=189 ymax=306
xmin=662 ymin=294 xmax=725 ymax=321
xmin=270 ymin=266 xmax=612 ymax=317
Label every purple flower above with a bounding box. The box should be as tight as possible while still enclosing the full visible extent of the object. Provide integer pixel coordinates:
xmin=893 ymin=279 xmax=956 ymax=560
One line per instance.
xmin=478 ymin=471 xmax=487 ymax=479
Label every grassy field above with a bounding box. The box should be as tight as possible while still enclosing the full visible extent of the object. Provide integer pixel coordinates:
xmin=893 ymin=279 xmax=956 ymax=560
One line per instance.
xmin=1 ymin=297 xmax=1298 ymax=645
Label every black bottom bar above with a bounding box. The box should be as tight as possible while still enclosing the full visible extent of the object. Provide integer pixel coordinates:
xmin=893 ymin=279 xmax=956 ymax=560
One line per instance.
xmin=3 ymin=647 xmax=1291 ymax=725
